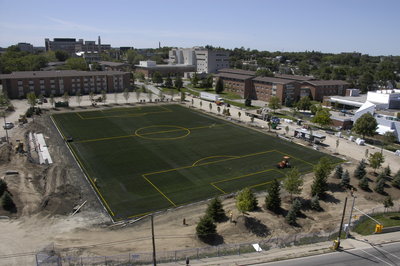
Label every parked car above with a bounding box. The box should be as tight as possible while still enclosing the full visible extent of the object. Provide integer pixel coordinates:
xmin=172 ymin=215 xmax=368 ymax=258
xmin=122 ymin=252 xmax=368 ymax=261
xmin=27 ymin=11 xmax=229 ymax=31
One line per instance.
xmin=3 ymin=122 xmax=14 ymax=130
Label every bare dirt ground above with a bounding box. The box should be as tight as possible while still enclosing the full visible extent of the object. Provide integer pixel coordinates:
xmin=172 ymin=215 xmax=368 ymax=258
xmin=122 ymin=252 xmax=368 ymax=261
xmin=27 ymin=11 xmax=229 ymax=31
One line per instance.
xmin=0 ymin=97 xmax=399 ymax=265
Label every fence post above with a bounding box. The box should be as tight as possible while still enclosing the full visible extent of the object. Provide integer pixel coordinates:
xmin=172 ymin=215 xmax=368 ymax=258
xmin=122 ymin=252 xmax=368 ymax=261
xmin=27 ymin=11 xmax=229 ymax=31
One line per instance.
xmin=197 ymin=248 xmax=199 ymax=260
xmin=174 ymin=250 xmax=177 ymax=262
xmin=128 ymin=253 xmax=131 ymax=263
xmin=238 ymin=244 xmax=240 ymax=255
xmin=217 ymin=246 xmax=220 ymax=257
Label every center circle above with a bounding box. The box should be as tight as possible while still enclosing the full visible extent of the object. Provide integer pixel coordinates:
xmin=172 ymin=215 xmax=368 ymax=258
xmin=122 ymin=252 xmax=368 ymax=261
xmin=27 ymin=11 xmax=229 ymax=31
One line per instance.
xmin=135 ymin=125 xmax=191 ymax=140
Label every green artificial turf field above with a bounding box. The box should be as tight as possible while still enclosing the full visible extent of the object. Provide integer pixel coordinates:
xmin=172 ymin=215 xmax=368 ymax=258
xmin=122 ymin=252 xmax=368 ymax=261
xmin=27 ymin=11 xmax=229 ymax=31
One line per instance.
xmin=52 ymin=104 xmax=341 ymax=221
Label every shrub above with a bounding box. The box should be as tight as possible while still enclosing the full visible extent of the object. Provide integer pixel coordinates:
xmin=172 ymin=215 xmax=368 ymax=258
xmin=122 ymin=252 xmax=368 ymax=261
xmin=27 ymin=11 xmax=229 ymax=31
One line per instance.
xmin=310 ymin=196 xmax=322 ymax=211
xmin=354 ymin=160 xmax=367 ymax=179
xmin=265 ymin=179 xmax=281 ymax=213
xmin=383 ymin=196 xmax=394 ymax=209
xmin=0 ymin=179 xmax=7 ymax=197
xmin=334 ymin=165 xmax=343 ymax=179
xmin=1 ymin=191 xmax=15 ymax=211
xmin=392 ymin=171 xmax=400 ymax=188
xmin=340 ymin=170 xmax=350 ymax=188
xmin=359 ymin=176 xmax=369 ymax=191
xmin=374 ymin=178 xmax=386 ymax=194
xmin=383 ymin=166 xmax=391 ymax=177
xmin=236 ymin=188 xmax=258 ymax=213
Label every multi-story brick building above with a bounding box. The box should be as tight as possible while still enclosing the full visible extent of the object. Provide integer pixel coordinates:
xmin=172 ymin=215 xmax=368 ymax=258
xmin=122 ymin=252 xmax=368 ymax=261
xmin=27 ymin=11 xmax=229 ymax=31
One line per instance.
xmin=0 ymin=70 xmax=131 ymax=99
xmin=216 ymin=68 xmax=349 ymax=103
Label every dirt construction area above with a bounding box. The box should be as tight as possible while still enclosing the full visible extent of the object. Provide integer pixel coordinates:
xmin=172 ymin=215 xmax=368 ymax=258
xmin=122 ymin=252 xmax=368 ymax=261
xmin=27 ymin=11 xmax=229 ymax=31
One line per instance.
xmin=0 ymin=96 xmax=399 ymax=265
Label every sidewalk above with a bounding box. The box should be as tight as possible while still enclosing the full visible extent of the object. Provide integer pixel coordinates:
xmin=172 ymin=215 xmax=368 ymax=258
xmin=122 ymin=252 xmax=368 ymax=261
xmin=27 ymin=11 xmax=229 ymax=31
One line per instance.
xmin=160 ymin=231 xmax=400 ymax=265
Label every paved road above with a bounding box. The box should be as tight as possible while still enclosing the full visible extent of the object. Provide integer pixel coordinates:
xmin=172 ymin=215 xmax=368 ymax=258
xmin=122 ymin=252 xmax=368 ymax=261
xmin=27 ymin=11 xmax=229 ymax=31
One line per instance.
xmin=262 ymin=242 xmax=400 ymax=266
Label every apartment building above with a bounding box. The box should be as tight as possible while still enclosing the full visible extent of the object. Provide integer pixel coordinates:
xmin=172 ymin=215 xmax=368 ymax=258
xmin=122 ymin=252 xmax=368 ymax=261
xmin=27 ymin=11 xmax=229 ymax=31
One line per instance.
xmin=0 ymin=70 xmax=131 ymax=99
xmin=216 ymin=68 xmax=349 ymax=103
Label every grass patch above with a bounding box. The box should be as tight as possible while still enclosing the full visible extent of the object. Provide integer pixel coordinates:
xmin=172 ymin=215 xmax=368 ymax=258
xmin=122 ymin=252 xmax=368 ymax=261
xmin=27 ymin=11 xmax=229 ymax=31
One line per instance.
xmin=353 ymin=212 xmax=400 ymax=235
xmin=52 ymin=104 xmax=341 ymax=220
xmin=224 ymin=99 xmax=259 ymax=110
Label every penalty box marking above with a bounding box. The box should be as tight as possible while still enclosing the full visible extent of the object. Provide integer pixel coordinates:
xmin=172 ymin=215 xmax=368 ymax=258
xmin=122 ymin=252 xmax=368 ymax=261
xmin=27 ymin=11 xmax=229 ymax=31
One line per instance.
xmin=76 ymin=105 xmax=172 ymax=120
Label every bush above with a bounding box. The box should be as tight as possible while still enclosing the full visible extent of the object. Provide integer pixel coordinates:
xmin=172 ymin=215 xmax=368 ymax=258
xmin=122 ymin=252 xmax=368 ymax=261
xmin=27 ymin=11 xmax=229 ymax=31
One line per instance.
xmin=196 ymin=215 xmax=217 ymax=243
xmin=376 ymin=171 xmax=386 ymax=183
xmin=359 ymin=176 xmax=370 ymax=191
xmin=341 ymin=170 xmax=350 ymax=188
xmin=286 ymin=199 xmax=301 ymax=225
xmin=206 ymin=197 xmax=226 ymax=222
xmin=1 ymin=191 xmax=15 ymax=211
xmin=383 ymin=166 xmax=391 ymax=177
xmin=354 ymin=160 xmax=367 ymax=179
xmin=236 ymin=188 xmax=258 ymax=213
xmin=392 ymin=171 xmax=400 ymax=188
xmin=383 ymin=196 xmax=394 ymax=208
xmin=0 ymin=179 xmax=7 ymax=197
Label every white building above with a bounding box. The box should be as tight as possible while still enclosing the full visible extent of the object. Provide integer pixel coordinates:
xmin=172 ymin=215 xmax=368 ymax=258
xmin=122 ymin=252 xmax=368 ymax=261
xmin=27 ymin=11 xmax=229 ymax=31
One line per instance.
xmin=168 ymin=47 xmax=229 ymax=74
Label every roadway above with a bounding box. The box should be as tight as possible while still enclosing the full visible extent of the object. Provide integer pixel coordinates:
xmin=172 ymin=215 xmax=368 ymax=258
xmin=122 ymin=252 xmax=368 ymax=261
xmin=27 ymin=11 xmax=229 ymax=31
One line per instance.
xmin=262 ymin=242 xmax=400 ymax=266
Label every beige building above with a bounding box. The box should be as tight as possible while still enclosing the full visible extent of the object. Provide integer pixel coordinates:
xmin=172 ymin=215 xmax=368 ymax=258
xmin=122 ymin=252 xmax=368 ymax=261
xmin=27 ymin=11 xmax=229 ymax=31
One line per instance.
xmin=0 ymin=70 xmax=131 ymax=99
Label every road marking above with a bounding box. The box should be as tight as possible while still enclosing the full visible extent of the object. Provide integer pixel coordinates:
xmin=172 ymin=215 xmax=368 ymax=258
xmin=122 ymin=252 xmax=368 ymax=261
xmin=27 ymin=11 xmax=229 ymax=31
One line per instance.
xmin=372 ymin=245 xmax=400 ymax=261
xmin=360 ymin=249 xmax=394 ymax=266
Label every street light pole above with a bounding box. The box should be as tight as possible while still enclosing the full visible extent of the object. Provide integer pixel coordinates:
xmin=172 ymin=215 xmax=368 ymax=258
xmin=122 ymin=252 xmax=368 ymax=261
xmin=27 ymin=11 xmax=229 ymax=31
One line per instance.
xmin=346 ymin=196 xmax=356 ymax=238
xmin=151 ymin=215 xmax=157 ymax=266
xmin=337 ymin=197 xmax=348 ymax=248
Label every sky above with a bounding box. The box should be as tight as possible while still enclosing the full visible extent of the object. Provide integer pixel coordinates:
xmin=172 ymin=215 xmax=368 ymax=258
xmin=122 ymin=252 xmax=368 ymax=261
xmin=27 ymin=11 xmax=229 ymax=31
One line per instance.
xmin=0 ymin=0 xmax=399 ymax=56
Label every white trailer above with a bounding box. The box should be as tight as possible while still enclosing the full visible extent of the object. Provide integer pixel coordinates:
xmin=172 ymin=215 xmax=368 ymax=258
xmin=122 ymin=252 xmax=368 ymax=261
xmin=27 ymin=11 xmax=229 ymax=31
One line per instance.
xmin=200 ymin=92 xmax=223 ymax=103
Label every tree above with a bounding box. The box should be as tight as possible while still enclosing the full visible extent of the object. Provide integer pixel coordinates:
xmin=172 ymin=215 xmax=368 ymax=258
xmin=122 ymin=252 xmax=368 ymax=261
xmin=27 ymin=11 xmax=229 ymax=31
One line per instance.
xmin=310 ymin=104 xmax=322 ymax=115
xmin=238 ymin=111 xmax=241 ymax=120
xmin=174 ymin=76 xmax=183 ymax=90
xmin=368 ymin=152 xmax=385 ymax=173
xmin=352 ymin=113 xmax=378 ymax=139
xmin=55 ymin=50 xmax=69 ymax=61
xmin=49 ymin=94 xmax=55 ymax=108
xmin=311 ymin=157 xmax=333 ymax=197
xmin=191 ymin=72 xmax=199 ymax=87
xmin=383 ymin=166 xmax=391 ymax=177
xmin=268 ymin=96 xmax=281 ymax=113
xmin=180 ymin=91 xmax=186 ymax=102
xmin=374 ymin=178 xmax=386 ymax=194
xmin=283 ymin=168 xmax=303 ymax=201
xmin=383 ymin=132 xmax=396 ymax=148
xmin=89 ymin=92 xmax=95 ymax=103
xmin=383 ymin=196 xmax=393 ymax=209
xmin=265 ymin=179 xmax=281 ymax=213
xmin=135 ymin=88 xmax=141 ymax=102
xmin=354 ymin=159 xmax=367 ymax=179
xmin=245 ymin=98 xmax=252 ymax=107
xmin=341 ymin=170 xmax=350 ymax=189
xmin=164 ymin=76 xmax=173 ymax=88
xmin=359 ymin=176 xmax=370 ymax=191
xmin=312 ymin=108 xmax=332 ymax=127
xmin=392 ymin=171 xmax=400 ymax=188
xmin=27 ymin=92 xmax=37 ymax=108
xmin=196 ymin=215 xmax=217 ymax=243
xmin=1 ymin=191 xmax=14 ymax=211
xmin=209 ymin=102 xmax=212 ymax=112
xmin=310 ymin=196 xmax=322 ymax=211
xmin=62 ymin=92 xmax=70 ymax=103
xmin=215 ymin=78 xmax=224 ymax=94
xmin=123 ymin=88 xmax=130 ymax=103
xmin=0 ymin=179 xmax=7 ymax=197
xmin=334 ymin=165 xmax=343 ymax=179
xmin=152 ymin=72 xmax=163 ymax=84
xmin=296 ymin=96 xmax=311 ymax=111
xmin=101 ymin=90 xmax=107 ymax=104
xmin=285 ymin=126 xmax=289 ymax=135
xmin=65 ymin=57 xmax=88 ymax=70
xmin=236 ymin=188 xmax=258 ymax=213
xmin=205 ymin=197 xmax=226 ymax=222
xmin=286 ymin=199 xmax=302 ymax=225
xmin=76 ymin=90 xmax=82 ymax=106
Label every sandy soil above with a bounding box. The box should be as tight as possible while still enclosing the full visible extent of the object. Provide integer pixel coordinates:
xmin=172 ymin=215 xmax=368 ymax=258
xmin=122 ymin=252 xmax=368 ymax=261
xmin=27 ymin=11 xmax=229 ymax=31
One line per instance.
xmin=0 ymin=95 xmax=399 ymax=265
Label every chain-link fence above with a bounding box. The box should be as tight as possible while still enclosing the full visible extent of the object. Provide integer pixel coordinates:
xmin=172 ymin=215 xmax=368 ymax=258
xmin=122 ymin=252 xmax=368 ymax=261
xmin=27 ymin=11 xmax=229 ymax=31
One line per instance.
xmin=36 ymin=204 xmax=399 ymax=266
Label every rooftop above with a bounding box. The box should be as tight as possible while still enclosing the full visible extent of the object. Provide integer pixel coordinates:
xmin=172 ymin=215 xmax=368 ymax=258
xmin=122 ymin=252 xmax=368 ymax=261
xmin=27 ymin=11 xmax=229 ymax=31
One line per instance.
xmin=252 ymin=76 xmax=297 ymax=85
xmin=98 ymin=61 xmax=129 ymax=67
xmin=303 ymin=80 xmax=349 ymax=86
xmin=214 ymin=72 xmax=254 ymax=80
xmin=217 ymin=68 xmax=256 ymax=76
xmin=274 ymin=73 xmax=314 ymax=81
xmin=0 ymin=70 xmax=128 ymax=79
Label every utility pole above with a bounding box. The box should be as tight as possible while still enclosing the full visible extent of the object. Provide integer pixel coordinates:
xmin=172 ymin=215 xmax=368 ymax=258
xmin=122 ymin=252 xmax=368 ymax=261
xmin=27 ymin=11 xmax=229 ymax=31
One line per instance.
xmin=346 ymin=196 xmax=356 ymax=238
xmin=337 ymin=197 xmax=348 ymax=249
xmin=151 ymin=215 xmax=157 ymax=266
xmin=2 ymin=114 xmax=9 ymax=143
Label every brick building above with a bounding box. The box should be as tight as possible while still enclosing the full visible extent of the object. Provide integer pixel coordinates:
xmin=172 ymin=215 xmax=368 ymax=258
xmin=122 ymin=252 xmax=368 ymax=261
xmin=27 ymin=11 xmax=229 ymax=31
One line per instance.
xmin=216 ymin=68 xmax=349 ymax=103
xmin=0 ymin=70 xmax=131 ymax=99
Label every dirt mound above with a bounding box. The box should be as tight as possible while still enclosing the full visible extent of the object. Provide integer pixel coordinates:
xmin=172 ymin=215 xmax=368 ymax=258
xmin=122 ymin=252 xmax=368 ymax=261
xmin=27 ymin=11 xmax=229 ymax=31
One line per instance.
xmin=0 ymin=143 xmax=12 ymax=164
xmin=40 ymin=184 xmax=82 ymax=215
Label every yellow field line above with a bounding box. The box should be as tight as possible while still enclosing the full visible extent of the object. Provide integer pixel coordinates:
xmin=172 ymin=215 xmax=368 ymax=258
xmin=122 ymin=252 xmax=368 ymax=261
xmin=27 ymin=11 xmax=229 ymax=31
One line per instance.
xmin=76 ymin=112 xmax=85 ymax=120
xmin=213 ymin=169 xmax=276 ymax=185
xmin=210 ymin=183 xmax=226 ymax=194
xmin=142 ymin=175 xmax=176 ymax=207
xmin=76 ymin=134 xmax=135 ymax=144
xmin=68 ymin=143 xmax=115 ymax=216
xmin=248 ymin=180 xmax=275 ymax=189
xmin=192 ymin=155 xmax=239 ymax=166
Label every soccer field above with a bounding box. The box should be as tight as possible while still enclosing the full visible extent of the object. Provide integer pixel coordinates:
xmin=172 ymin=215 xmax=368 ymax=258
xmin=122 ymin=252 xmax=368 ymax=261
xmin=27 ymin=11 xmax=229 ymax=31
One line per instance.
xmin=52 ymin=104 xmax=341 ymax=221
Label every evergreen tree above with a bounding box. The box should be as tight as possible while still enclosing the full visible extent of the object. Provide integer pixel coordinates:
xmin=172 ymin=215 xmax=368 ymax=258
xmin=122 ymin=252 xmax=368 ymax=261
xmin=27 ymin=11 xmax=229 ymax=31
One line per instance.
xmin=310 ymin=196 xmax=322 ymax=211
xmin=265 ymin=179 xmax=281 ymax=213
xmin=292 ymin=199 xmax=302 ymax=216
xmin=286 ymin=199 xmax=301 ymax=225
xmin=374 ymin=178 xmax=386 ymax=194
xmin=359 ymin=176 xmax=370 ymax=191
xmin=383 ymin=166 xmax=391 ymax=177
xmin=334 ymin=165 xmax=343 ymax=179
xmin=236 ymin=188 xmax=258 ymax=213
xmin=392 ymin=171 xmax=400 ymax=188
xmin=376 ymin=171 xmax=386 ymax=183
xmin=215 ymin=78 xmax=224 ymax=94
xmin=0 ymin=179 xmax=7 ymax=197
xmin=196 ymin=215 xmax=217 ymax=242
xmin=191 ymin=72 xmax=199 ymax=87
xmin=1 ymin=191 xmax=14 ymax=211
xmin=245 ymin=98 xmax=252 ymax=107
xmin=383 ymin=196 xmax=394 ymax=209
xmin=354 ymin=159 xmax=367 ymax=179
xmin=206 ymin=197 xmax=226 ymax=222
xmin=311 ymin=157 xmax=333 ymax=197
xmin=152 ymin=71 xmax=163 ymax=84
xmin=341 ymin=170 xmax=350 ymax=188
xmin=164 ymin=76 xmax=173 ymax=88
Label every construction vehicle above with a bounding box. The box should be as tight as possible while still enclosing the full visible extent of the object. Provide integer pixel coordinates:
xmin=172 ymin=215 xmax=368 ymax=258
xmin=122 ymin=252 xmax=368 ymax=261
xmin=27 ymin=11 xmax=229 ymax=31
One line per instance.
xmin=277 ymin=156 xmax=291 ymax=169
